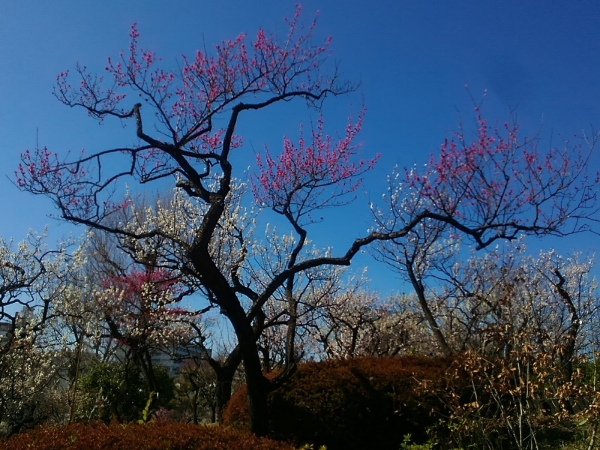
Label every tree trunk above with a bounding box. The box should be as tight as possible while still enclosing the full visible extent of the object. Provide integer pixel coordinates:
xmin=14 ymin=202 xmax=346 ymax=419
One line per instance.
xmin=192 ymin=390 xmax=199 ymax=424
xmin=553 ymin=269 xmax=579 ymax=383
xmin=230 ymin=314 xmax=270 ymax=436
xmin=190 ymin=243 xmax=270 ymax=434
xmin=205 ymin=305 xmax=270 ymax=435
xmin=284 ymin=281 xmax=297 ymax=369
xmin=188 ymin=373 xmax=200 ymax=424
xmin=214 ymin=369 xmax=234 ymax=424
xmin=207 ymin=348 xmax=242 ymax=424
xmin=407 ymin=263 xmax=453 ymax=356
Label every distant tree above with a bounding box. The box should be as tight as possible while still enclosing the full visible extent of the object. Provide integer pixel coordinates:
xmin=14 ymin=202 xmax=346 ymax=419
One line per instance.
xmin=372 ymin=111 xmax=599 ymax=355
xmin=0 ymin=232 xmax=76 ymax=343
xmin=446 ymin=246 xmax=598 ymax=370
xmin=17 ymin=6 xmax=598 ymax=436
xmin=97 ymin=267 xmax=196 ymax=406
xmin=308 ymin=289 xmax=419 ymax=359
xmin=435 ymin=249 xmax=599 ymax=450
xmin=0 ymin=232 xmax=82 ymax=435
xmin=172 ymin=359 xmax=218 ymax=424
xmin=374 ymin=230 xmax=599 ymax=364
xmin=246 ymin=232 xmax=354 ymax=370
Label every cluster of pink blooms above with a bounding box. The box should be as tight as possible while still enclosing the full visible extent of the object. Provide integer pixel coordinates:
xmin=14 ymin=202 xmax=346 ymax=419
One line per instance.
xmin=99 ymin=268 xmax=197 ymax=348
xmin=252 ymin=111 xmax=379 ymax=220
xmin=403 ymin=111 xmax=590 ymax=231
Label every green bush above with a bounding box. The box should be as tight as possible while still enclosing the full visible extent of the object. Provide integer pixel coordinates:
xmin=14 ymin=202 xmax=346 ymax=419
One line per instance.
xmin=224 ymin=356 xmax=453 ymax=450
xmin=0 ymin=421 xmax=294 ymax=450
xmin=77 ymin=361 xmax=175 ymax=423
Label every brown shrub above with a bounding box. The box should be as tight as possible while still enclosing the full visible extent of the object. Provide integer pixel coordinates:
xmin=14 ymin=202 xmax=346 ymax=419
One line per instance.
xmin=224 ymin=356 xmax=454 ymax=450
xmin=0 ymin=421 xmax=294 ymax=450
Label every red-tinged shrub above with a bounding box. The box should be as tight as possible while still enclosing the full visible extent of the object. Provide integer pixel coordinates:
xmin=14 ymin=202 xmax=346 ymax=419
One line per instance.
xmin=0 ymin=421 xmax=294 ymax=450
xmin=224 ymin=356 xmax=454 ymax=450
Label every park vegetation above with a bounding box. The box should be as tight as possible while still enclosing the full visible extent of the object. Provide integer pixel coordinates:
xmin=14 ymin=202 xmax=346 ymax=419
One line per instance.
xmin=1 ymin=4 xmax=599 ymax=449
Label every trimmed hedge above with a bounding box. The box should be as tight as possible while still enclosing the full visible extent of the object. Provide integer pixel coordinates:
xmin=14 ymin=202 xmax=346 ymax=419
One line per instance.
xmin=224 ymin=356 xmax=454 ymax=450
xmin=0 ymin=422 xmax=294 ymax=450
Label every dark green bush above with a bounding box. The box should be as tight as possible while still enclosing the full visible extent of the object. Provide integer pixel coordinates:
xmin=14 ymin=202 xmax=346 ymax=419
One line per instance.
xmin=0 ymin=421 xmax=294 ymax=450
xmin=224 ymin=356 xmax=454 ymax=450
xmin=77 ymin=361 xmax=175 ymax=423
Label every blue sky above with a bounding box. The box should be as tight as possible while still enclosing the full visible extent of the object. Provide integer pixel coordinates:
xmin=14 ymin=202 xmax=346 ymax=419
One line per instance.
xmin=1 ymin=0 xmax=599 ymax=293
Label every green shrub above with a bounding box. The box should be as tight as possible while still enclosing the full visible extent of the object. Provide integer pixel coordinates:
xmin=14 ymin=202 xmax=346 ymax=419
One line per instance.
xmin=77 ymin=361 xmax=175 ymax=423
xmin=224 ymin=356 xmax=453 ymax=450
xmin=0 ymin=421 xmax=294 ymax=450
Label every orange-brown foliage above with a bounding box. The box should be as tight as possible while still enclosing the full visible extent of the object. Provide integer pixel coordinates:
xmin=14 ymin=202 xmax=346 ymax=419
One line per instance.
xmin=225 ymin=356 xmax=454 ymax=450
xmin=0 ymin=421 xmax=294 ymax=450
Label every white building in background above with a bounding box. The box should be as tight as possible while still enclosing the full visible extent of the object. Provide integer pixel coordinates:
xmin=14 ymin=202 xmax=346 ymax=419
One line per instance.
xmin=0 ymin=306 xmax=34 ymax=346
xmin=112 ymin=342 xmax=212 ymax=377
xmin=0 ymin=322 xmax=12 ymax=345
xmin=151 ymin=344 xmax=211 ymax=377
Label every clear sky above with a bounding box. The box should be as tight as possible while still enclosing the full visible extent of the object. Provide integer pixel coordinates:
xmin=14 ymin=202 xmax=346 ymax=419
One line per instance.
xmin=1 ymin=0 xmax=599 ymax=293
